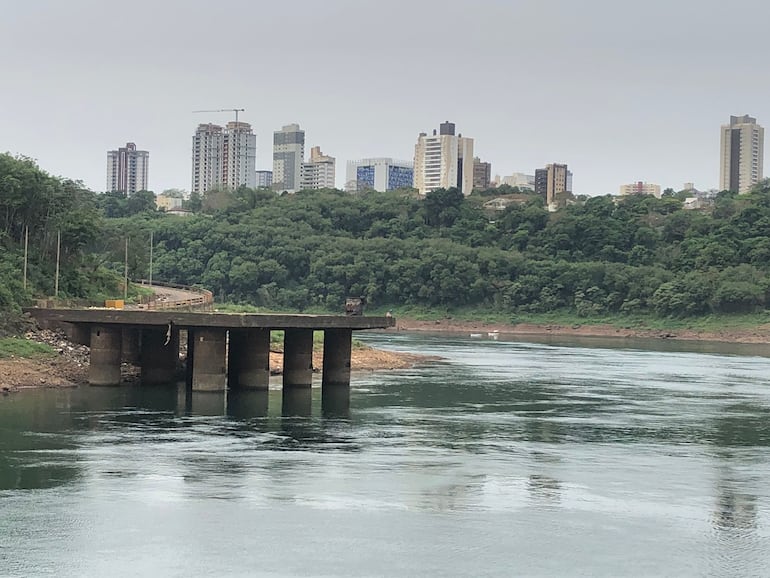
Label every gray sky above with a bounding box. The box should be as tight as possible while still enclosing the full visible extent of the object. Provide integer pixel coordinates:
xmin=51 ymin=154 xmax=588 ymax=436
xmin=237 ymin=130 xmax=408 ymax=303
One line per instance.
xmin=2 ymin=0 xmax=769 ymax=195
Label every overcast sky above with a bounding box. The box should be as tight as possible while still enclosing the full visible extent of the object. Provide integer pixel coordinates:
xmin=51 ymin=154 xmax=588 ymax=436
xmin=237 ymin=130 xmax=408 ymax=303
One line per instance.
xmin=2 ymin=0 xmax=769 ymax=195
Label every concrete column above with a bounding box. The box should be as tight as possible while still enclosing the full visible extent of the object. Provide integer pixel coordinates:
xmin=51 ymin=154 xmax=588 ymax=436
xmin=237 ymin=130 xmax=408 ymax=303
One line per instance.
xmin=89 ymin=326 xmax=122 ymax=386
xmin=191 ymin=328 xmax=228 ymax=392
xmin=66 ymin=323 xmax=91 ymax=346
xmin=184 ymin=329 xmax=195 ymax=389
xmin=322 ymin=329 xmax=352 ymax=387
xmin=121 ymin=328 xmax=140 ymax=364
xmin=283 ymin=329 xmax=314 ymax=389
xmin=229 ymin=329 xmax=270 ymax=390
xmin=140 ymin=327 xmax=179 ymax=385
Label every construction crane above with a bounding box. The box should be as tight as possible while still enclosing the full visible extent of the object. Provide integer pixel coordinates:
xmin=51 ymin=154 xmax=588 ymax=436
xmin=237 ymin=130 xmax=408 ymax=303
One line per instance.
xmin=192 ymin=108 xmax=245 ymax=125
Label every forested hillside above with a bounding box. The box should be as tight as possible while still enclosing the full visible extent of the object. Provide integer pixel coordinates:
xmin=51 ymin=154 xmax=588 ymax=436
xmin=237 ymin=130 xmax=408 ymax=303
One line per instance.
xmin=108 ymin=183 xmax=770 ymax=318
xmin=0 ymin=154 xmax=131 ymax=320
xmin=4 ymin=152 xmax=770 ymax=321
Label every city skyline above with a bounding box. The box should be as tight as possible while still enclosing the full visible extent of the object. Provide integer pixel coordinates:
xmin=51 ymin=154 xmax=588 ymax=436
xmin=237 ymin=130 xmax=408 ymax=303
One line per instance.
xmin=2 ymin=1 xmax=770 ymax=196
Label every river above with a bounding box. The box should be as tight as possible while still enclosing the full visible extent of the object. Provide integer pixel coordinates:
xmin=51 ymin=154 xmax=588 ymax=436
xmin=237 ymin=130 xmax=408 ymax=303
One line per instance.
xmin=1 ymin=332 xmax=769 ymax=577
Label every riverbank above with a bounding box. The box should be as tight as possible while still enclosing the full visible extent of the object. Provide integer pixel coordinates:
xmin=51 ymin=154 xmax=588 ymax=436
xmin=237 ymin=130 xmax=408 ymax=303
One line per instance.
xmin=0 ymin=329 xmax=430 ymax=391
xmin=391 ymin=317 xmax=770 ymax=343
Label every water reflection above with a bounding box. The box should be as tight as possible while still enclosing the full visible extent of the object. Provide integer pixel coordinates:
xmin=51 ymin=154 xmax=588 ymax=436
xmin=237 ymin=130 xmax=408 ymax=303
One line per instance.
xmin=282 ymin=387 xmax=312 ymax=417
xmin=2 ymin=334 xmax=770 ymax=576
xmin=226 ymin=390 xmax=269 ymax=419
xmin=322 ymin=384 xmax=351 ymax=419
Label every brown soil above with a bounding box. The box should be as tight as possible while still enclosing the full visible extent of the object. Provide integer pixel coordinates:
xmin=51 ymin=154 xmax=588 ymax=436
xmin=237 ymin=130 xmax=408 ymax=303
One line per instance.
xmin=0 ymin=357 xmax=87 ymax=391
xmin=392 ymin=317 xmax=770 ymax=344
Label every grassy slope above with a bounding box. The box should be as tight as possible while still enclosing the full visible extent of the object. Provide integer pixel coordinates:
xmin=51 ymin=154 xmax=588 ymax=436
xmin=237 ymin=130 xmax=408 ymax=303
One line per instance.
xmin=0 ymin=338 xmax=55 ymax=359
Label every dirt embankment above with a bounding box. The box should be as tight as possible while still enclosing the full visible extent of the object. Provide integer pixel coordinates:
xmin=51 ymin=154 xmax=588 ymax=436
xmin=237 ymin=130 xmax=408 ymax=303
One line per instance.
xmin=392 ymin=317 xmax=770 ymax=344
xmin=0 ymin=329 xmax=430 ymax=391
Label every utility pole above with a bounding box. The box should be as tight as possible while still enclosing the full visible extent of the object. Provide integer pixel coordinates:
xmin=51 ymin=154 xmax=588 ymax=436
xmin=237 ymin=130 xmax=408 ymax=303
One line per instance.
xmin=54 ymin=230 xmax=61 ymax=298
xmin=148 ymin=230 xmax=153 ymax=287
xmin=23 ymin=226 xmax=28 ymax=291
xmin=124 ymin=237 xmax=129 ymax=301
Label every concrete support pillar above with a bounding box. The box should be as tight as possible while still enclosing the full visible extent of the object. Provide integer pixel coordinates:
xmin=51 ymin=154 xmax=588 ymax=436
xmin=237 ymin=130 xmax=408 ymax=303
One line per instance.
xmin=89 ymin=326 xmax=122 ymax=386
xmin=283 ymin=329 xmax=314 ymax=389
xmin=140 ymin=327 xmax=179 ymax=385
xmin=67 ymin=323 xmax=91 ymax=346
xmin=184 ymin=329 xmax=195 ymax=389
xmin=228 ymin=329 xmax=270 ymax=390
xmin=191 ymin=328 xmax=228 ymax=392
xmin=322 ymin=329 xmax=352 ymax=387
xmin=121 ymin=328 xmax=140 ymax=364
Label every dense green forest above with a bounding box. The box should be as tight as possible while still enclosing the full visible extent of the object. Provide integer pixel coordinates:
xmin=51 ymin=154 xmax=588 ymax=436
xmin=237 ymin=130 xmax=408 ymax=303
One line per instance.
xmin=4 ymin=152 xmax=770 ymax=326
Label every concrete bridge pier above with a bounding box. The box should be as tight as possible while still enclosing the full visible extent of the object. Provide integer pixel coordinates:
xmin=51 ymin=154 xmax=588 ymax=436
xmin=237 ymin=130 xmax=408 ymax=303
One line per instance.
xmin=121 ymin=328 xmax=140 ymax=364
xmin=191 ymin=328 xmax=228 ymax=392
xmin=321 ymin=329 xmax=352 ymax=417
xmin=66 ymin=322 xmax=91 ymax=346
xmin=283 ymin=329 xmax=314 ymax=389
xmin=140 ymin=327 xmax=179 ymax=385
xmin=89 ymin=325 xmax=123 ymax=386
xmin=322 ymin=329 xmax=352 ymax=387
xmin=228 ymin=329 xmax=270 ymax=390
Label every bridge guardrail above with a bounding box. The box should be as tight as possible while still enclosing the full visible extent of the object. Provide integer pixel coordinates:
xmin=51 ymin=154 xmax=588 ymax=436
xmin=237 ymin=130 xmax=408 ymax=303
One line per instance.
xmin=136 ymin=279 xmax=214 ymax=312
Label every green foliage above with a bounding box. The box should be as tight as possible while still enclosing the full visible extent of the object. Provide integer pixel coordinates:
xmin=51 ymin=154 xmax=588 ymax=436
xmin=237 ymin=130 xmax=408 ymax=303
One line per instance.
xmin=0 ymin=338 xmax=55 ymax=359
xmin=9 ymin=150 xmax=770 ymax=325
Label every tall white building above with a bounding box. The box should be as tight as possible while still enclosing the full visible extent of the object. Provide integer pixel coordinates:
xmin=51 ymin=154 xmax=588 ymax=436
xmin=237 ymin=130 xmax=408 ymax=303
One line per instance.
xmin=222 ymin=121 xmax=256 ymax=190
xmin=273 ymin=123 xmax=305 ymax=193
xmin=413 ymin=121 xmax=474 ymax=195
xmin=191 ymin=121 xmax=256 ymax=193
xmin=720 ymin=115 xmax=764 ymax=194
xmin=191 ymin=123 xmax=222 ymax=194
xmin=301 ymin=146 xmax=336 ymax=190
xmin=345 ymin=158 xmax=414 ymax=192
xmin=107 ymin=142 xmax=149 ymax=195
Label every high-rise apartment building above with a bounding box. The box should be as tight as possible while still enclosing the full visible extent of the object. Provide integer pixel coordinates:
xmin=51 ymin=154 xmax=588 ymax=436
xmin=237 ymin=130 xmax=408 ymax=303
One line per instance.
xmin=191 ymin=122 xmax=256 ymax=193
xmin=413 ymin=121 xmax=474 ymax=195
xmin=273 ymin=123 xmax=305 ymax=193
xmin=301 ymin=146 xmax=336 ymax=190
xmin=107 ymin=142 xmax=149 ymax=195
xmin=221 ymin=121 xmax=256 ymax=190
xmin=535 ymin=163 xmax=572 ymax=205
xmin=720 ymin=115 xmax=764 ymax=194
xmin=191 ymin=123 xmax=222 ymax=194
xmin=345 ymin=158 xmax=414 ymax=192
xmin=256 ymin=170 xmax=273 ymax=188
xmin=473 ymin=157 xmax=492 ymax=190
xmin=619 ymin=181 xmax=661 ymax=198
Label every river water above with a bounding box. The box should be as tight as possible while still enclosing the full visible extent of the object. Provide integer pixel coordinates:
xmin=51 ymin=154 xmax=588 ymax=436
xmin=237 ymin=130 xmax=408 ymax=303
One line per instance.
xmin=1 ymin=332 xmax=770 ymax=577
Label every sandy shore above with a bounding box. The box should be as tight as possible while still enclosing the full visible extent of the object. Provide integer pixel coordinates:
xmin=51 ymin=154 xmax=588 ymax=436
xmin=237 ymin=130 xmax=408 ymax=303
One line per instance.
xmin=391 ymin=317 xmax=770 ymax=344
